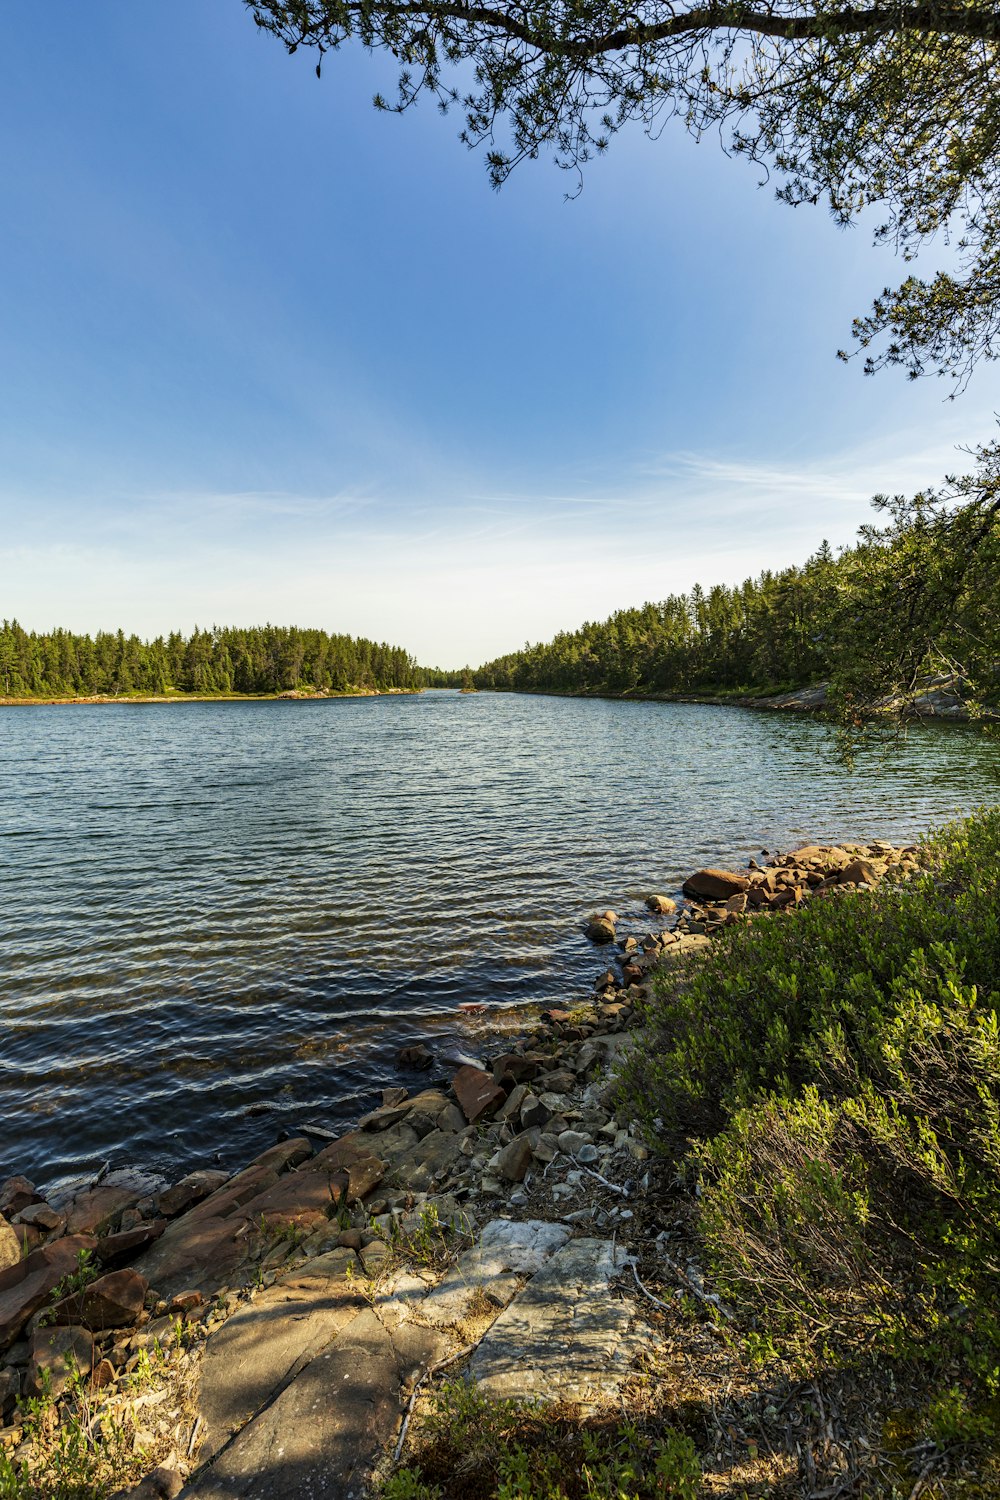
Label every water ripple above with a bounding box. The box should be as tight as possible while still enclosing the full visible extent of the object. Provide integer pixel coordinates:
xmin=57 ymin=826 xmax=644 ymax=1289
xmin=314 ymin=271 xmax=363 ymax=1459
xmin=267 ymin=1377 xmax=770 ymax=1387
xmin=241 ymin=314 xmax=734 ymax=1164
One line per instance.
xmin=1 ymin=691 xmax=996 ymax=1190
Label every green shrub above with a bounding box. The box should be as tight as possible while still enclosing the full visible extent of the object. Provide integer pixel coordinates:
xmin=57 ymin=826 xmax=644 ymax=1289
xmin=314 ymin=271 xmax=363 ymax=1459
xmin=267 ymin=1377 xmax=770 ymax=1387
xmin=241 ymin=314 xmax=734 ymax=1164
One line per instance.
xmin=383 ymin=1381 xmax=700 ymax=1500
xmin=617 ymin=806 xmax=1000 ymax=1405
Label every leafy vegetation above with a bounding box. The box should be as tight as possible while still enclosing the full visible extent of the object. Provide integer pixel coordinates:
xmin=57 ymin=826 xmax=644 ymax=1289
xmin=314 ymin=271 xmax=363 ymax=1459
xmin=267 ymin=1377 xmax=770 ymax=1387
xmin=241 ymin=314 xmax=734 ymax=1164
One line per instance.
xmin=382 ymin=1381 xmax=700 ymax=1500
xmin=252 ymin=1 xmax=1000 ymax=387
xmin=618 ymin=805 xmax=1000 ymax=1423
xmin=474 ymin=442 xmax=1000 ymax=722
xmin=0 ymin=621 xmax=425 ymax=698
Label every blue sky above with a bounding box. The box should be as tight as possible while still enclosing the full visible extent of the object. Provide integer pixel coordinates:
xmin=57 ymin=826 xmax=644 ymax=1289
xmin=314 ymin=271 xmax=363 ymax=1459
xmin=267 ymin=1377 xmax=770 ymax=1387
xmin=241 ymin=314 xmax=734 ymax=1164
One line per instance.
xmin=1 ymin=1 xmax=997 ymax=667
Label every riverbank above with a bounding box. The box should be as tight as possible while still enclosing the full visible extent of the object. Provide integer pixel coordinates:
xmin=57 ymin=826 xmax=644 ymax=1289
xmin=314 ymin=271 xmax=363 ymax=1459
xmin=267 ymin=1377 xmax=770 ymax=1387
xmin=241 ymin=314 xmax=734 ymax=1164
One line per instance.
xmin=5 ymin=827 xmax=992 ymax=1497
xmin=0 ymin=688 xmax=422 ymax=706
xmin=488 ymin=671 xmax=993 ymax=721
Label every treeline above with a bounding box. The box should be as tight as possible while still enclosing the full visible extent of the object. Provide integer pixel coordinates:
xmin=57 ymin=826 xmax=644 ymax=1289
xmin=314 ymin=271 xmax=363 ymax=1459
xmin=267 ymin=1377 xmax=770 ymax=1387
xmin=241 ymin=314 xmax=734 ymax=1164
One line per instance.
xmin=475 ymin=449 xmax=1000 ymax=711
xmin=475 ymin=542 xmax=840 ymax=696
xmin=0 ymin=623 xmax=425 ymax=698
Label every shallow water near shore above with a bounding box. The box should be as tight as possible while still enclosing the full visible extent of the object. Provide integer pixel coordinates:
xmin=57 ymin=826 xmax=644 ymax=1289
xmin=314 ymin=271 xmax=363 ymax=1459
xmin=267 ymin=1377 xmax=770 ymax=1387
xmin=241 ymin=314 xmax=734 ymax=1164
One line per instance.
xmin=1 ymin=690 xmax=997 ymax=1190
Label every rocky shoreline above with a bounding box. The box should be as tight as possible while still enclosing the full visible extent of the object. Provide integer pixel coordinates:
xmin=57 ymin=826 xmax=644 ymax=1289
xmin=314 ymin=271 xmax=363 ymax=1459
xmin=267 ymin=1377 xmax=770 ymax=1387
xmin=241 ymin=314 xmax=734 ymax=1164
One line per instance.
xmin=0 ymin=837 xmax=921 ymax=1498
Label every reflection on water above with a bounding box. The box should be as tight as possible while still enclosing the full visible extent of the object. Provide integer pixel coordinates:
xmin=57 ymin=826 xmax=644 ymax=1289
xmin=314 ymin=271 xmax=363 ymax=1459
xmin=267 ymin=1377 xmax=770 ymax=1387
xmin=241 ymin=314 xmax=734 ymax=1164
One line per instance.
xmin=1 ymin=691 xmax=996 ymax=1188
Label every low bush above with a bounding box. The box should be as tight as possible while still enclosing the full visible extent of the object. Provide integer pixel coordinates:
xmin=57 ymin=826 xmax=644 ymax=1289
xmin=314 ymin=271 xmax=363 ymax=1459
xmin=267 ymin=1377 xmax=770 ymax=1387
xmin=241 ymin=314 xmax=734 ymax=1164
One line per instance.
xmin=382 ymin=1381 xmax=700 ymax=1500
xmin=618 ymin=806 xmax=1000 ymax=1406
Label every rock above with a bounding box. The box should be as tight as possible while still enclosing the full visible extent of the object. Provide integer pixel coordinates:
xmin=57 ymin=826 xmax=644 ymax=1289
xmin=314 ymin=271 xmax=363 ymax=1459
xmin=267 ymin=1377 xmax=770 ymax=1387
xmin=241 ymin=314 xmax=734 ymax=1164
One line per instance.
xmin=645 ymin=894 xmax=677 ymax=914
xmin=682 ymin=868 xmax=750 ymax=900
xmin=168 ymin=1290 xmax=204 ymax=1316
xmin=421 ymin=1221 xmax=572 ymax=1327
xmin=492 ymin=1053 xmax=541 ymax=1085
xmin=519 ymin=1093 xmax=550 ymax=1130
xmin=0 ymin=1219 xmax=20 ymax=1276
xmin=594 ymin=970 xmax=618 ymax=993
xmin=0 ymin=1236 xmax=97 ymax=1351
xmin=12 ymin=1202 xmax=65 ymax=1236
xmin=64 ymin=1185 xmax=141 ymax=1237
xmin=51 ymin=1269 xmax=148 ymax=1331
xmin=496 ymin=1134 xmax=535 ymax=1183
xmin=396 ymin=1043 xmax=434 ymax=1071
xmin=452 ymin=1065 xmax=506 ymax=1124
xmin=157 ymin=1170 xmax=230 ymax=1219
xmin=584 ymin=914 xmax=616 ymax=944
xmin=724 ymin=892 xmax=749 ymax=913
xmin=381 ymin=1086 xmax=409 ymax=1108
xmin=110 ymin=1465 xmax=183 ymax=1499
xmin=557 ymin=1130 xmax=591 ymax=1157
xmin=839 ymin=858 xmax=879 ymax=885
xmin=0 ymin=1366 xmax=19 ymax=1410
xmin=390 ymin=1129 xmax=463 ymax=1193
xmin=185 ymin=1307 xmax=401 ymax=1499
xmin=498 ymin=1084 xmax=530 ymax=1123
xmin=95 ymin=1223 xmax=167 ymax=1267
xmin=470 ymin=1238 xmax=636 ymax=1409
xmin=0 ymin=1180 xmax=39 ymax=1219
xmin=26 ymin=1325 xmax=94 ymax=1398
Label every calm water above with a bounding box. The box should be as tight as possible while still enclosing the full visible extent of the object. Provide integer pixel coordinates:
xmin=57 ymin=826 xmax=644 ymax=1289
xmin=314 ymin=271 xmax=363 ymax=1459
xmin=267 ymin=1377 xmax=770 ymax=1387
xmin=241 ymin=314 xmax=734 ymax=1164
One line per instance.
xmin=1 ymin=691 xmax=997 ymax=1191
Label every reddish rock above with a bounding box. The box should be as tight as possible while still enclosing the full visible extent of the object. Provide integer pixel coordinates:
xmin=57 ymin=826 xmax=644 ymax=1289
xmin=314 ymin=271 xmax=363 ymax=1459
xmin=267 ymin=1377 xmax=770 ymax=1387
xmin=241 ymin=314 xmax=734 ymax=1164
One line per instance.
xmin=13 ymin=1202 xmax=64 ymax=1235
xmin=51 ymin=1268 xmax=148 ymax=1331
xmin=64 ymin=1185 xmax=141 ymax=1236
xmin=249 ymin=1138 xmax=313 ymax=1175
xmin=0 ymin=1236 xmax=97 ymax=1349
xmin=496 ymin=1134 xmax=535 ymax=1183
xmin=682 ymin=869 xmax=750 ymax=900
xmin=491 ymin=1053 xmax=540 ymax=1084
xmin=0 ymin=1178 xmax=40 ymax=1218
xmin=839 ymin=858 xmax=879 ymax=885
xmin=26 ymin=1325 xmax=94 ymax=1398
xmin=184 ymin=1163 xmax=280 ymax=1225
xmin=92 ymin=1357 xmax=116 ymax=1388
xmin=396 ymin=1043 xmax=434 ymax=1070
xmin=95 ymin=1222 xmax=167 ymax=1268
xmin=451 ymin=1065 xmax=506 ymax=1124
xmin=131 ymin=1215 xmax=249 ymax=1301
xmin=594 ymin=970 xmax=617 ymax=993
xmin=168 ymin=1290 xmax=204 ymax=1316
xmin=157 ymin=1169 xmax=230 ymax=1219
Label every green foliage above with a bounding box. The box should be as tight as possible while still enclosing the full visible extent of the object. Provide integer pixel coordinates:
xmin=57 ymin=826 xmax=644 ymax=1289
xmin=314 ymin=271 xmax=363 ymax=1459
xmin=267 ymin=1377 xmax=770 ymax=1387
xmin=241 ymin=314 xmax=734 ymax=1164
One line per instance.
xmin=618 ymin=806 xmax=1000 ymax=1412
xmin=251 ymin=1 xmax=1000 ymax=385
xmin=0 ymin=1365 xmax=139 ymax=1499
xmin=39 ymin=1251 xmax=99 ymax=1325
xmin=384 ymin=1381 xmax=700 ymax=1500
xmin=473 ymin=446 xmax=1000 ymax=722
xmin=0 ymin=621 xmax=425 ymax=698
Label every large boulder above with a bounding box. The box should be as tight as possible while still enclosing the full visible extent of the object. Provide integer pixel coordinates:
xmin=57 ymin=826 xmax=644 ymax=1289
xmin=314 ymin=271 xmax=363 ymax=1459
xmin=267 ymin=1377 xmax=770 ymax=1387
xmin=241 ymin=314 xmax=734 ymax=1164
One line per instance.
xmin=452 ymin=1065 xmax=506 ymax=1124
xmin=682 ymin=868 xmax=750 ymax=900
xmin=50 ymin=1268 xmax=148 ymax=1331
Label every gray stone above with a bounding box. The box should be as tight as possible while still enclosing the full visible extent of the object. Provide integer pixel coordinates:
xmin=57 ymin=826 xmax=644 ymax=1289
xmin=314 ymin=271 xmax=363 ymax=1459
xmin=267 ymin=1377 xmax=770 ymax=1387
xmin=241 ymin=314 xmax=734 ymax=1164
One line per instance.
xmin=470 ymin=1238 xmax=636 ymax=1410
xmin=194 ymin=1264 xmax=365 ymax=1464
xmin=185 ymin=1308 xmax=401 ymax=1499
xmin=420 ymin=1220 xmax=571 ymax=1328
xmin=556 ymin=1130 xmax=590 ymax=1157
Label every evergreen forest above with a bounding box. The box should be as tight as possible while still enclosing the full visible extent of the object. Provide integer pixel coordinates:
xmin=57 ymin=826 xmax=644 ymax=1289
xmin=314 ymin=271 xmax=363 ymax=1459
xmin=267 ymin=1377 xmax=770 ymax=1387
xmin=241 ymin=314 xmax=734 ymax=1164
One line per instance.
xmin=0 ymin=622 xmax=425 ymax=698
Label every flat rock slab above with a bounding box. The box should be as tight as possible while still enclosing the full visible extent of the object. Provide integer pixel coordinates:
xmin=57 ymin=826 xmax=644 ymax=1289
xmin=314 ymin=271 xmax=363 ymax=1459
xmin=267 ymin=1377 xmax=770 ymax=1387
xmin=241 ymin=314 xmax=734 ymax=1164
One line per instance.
xmin=421 ymin=1220 xmax=571 ymax=1327
xmin=184 ymin=1309 xmax=402 ymax=1500
xmin=469 ymin=1238 xmax=636 ymax=1410
xmin=195 ymin=1264 xmax=364 ymax=1463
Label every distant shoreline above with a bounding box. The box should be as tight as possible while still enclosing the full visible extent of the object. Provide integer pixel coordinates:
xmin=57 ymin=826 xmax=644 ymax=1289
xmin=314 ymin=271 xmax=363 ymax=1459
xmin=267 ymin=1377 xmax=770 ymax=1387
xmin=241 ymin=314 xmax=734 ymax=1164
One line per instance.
xmin=0 ymin=687 xmax=424 ymax=707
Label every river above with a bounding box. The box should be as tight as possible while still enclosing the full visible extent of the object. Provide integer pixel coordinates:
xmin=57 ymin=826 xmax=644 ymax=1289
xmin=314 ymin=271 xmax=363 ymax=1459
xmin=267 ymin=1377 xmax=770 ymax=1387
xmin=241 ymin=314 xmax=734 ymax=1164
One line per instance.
xmin=1 ymin=691 xmax=996 ymax=1190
